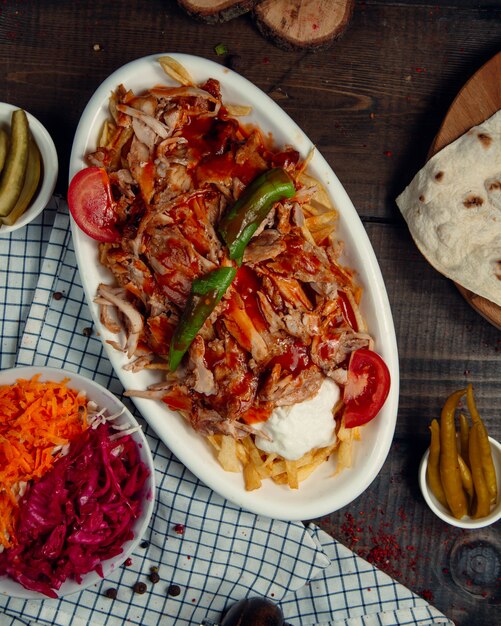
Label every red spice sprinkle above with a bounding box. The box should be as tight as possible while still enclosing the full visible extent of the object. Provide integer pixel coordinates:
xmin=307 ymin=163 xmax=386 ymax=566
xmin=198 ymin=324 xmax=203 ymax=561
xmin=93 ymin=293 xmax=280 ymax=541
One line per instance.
xmin=341 ymin=513 xmax=360 ymax=548
xmin=263 ymin=57 xmax=270 ymax=64
xmin=420 ymin=589 xmax=434 ymax=602
xmin=336 ymin=502 xmax=465 ymax=590
xmin=364 ymin=530 xmax=404 ymax=579
xmin=174 ymin=523 xmax=185 ymax=535
xmin=312 ymin=23 xmax=319 ymax=30
xmin=383 ymin=150 xmax=393 ymax=157
xmin=124 ymin=557 xmax=133 ymax=567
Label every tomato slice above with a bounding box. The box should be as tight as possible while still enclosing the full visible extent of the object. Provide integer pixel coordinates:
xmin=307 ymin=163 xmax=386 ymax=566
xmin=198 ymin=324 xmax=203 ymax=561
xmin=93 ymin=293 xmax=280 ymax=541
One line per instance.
xmin=67 ymin=167 xmax=119 ymax=242
xmin=343 ymin=348 xmax=391 ymax=428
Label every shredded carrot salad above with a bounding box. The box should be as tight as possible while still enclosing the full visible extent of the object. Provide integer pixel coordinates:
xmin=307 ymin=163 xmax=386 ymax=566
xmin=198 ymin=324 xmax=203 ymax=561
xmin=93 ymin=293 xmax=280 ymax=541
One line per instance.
xmin=0 ymin=375 xmax=88 ymax=550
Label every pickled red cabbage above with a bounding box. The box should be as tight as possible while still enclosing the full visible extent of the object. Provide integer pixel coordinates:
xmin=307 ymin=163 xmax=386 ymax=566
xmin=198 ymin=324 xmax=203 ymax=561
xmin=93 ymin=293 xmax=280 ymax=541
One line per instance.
xmin=0 ymin=422 xmax=150 ymax=598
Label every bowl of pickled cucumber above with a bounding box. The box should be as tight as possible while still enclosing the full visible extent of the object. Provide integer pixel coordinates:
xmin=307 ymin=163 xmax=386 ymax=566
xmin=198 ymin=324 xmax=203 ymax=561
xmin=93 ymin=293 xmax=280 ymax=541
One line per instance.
xmin=0 ymin=103 xmax=58 ymax=235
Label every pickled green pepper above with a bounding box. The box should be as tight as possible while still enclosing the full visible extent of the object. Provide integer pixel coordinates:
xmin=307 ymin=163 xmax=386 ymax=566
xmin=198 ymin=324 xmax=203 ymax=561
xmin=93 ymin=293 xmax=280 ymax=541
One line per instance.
xmin=168 ymin=266 xmax=237 ymax=371
xmin=218 ymin=167 xmax=296 ymax=262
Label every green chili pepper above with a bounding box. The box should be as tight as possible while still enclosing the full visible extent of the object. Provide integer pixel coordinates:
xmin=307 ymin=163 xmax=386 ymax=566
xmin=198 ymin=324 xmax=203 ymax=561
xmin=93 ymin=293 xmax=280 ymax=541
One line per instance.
xmin=168 ymin=266 xmax=237 ymax=371
xmin=218 ymin=168 xmax=296 ymax=262
xmin=439 ymin=388 xmax=468 ymax=519
xmin=427 ymin=419 xmax=448 ymax=507
xmin=469 ymin=422 xmax=491 ymax=519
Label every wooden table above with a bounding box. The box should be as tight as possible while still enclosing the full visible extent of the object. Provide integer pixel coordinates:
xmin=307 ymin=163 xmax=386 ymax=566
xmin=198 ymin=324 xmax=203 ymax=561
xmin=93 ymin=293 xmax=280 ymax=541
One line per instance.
xmin=1 ymin=2 xmax=500 ymax=624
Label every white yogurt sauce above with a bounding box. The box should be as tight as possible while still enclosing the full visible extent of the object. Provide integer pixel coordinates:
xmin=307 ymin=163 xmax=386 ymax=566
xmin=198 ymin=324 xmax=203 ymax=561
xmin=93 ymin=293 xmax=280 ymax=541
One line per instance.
xmin=254 ymin=378 xmax=340 ymax=460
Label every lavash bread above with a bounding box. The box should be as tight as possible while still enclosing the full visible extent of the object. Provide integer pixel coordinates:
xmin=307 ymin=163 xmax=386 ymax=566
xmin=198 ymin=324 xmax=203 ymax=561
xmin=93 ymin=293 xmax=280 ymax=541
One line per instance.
xmin=396 ymin=109 xmax=501 ymax=307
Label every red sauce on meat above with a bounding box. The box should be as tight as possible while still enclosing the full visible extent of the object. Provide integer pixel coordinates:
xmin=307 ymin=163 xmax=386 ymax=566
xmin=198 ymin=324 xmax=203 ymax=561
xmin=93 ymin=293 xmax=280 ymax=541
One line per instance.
xmin=182 ymin=116 xmax=265 ymax=186
xmin=232 ymin=266 xmax=268 ymax=332
xmin=338 ymin=290 xmax=358 ymax=331
xmin=268 ymin=339 xmax=311 ymax=374
xmin=240 ymin=405 xmax=273 ymax=424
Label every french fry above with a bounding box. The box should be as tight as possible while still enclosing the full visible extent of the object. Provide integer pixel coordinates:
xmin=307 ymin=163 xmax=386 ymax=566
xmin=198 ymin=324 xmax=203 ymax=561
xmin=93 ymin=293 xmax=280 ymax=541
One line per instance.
xmin=335 ymin=420 xmax=354 ymax=474
xmin=336 ymin=439 xmax=354 ymax=473
xmin=308 ymin=225 xmax=335 ymax=245
xmin=240 ymin=436 xmax=267 ymax=478
xmin=207 ymin=434 xmax=222 ymax=451
xmin=299 ymin=172 xmax=333 ymax=208
xmin=225 ymin=103 xmax=252 ymax=117
xmin=158 ymin=55 xmax=194 ymax=86
xmin=305 ymin=210 xmax=338 ymax=231
xmin=98 ymin=119 xmax=115 ymax=148
xmin=235 ymin=440 xmax=249 ymax=464
xmin=217 ymin=435 xmax=241 ymax=473
xmin=243 ymin=461 xmax=262 ymax=491
xmin=285 ymin=460 xmax=299 ymax=489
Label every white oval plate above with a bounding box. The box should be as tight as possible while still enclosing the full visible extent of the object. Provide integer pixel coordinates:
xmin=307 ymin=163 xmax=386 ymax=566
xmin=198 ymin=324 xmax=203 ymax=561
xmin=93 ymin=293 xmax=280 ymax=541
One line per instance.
xmin=69 ymin=53 xmax=399 ymax=521
xmin=0 ymin=366 xmax=156 ymax=599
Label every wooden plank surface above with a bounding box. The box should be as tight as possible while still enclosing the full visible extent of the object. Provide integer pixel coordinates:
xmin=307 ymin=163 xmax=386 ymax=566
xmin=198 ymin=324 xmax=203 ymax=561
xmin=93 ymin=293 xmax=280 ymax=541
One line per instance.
xmin=1 ymin=1 xmax=500 ymax=624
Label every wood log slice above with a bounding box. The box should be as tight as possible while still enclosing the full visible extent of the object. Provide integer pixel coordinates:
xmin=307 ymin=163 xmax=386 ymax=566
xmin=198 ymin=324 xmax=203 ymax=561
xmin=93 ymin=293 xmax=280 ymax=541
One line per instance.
xmin=177 ymin=0 xmax=261 ymax=24
xmin=253 ymin=0 xmax=354 ymax=51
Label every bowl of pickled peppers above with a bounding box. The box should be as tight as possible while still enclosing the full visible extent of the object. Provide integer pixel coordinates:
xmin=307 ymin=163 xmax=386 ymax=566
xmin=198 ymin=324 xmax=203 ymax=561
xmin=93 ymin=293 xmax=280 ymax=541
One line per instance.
xmin=419 ymin=384 xmax=501 ymax=529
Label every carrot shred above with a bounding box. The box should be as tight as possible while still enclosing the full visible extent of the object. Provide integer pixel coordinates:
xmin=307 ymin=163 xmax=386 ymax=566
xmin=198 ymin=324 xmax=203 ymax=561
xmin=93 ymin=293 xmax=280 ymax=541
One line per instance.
xmin=0 ymin=375 xmax=88 ymax=549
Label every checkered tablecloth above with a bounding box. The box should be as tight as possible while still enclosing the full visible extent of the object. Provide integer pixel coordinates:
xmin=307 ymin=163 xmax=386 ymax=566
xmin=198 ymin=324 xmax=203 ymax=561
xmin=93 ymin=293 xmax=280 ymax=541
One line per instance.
xmin=0 ymin=198 xmax=454 ymax=626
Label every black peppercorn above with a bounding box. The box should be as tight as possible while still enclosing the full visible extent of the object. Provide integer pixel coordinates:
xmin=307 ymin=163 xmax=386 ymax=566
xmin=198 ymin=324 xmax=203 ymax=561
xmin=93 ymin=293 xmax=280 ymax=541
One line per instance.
xmin=149 ymin=571 xmax=160 ymax=584
xmin=167 ymin=584 xmax=181 ymax=597
xmin=133 ymin=581 xmax=147 ymax=594
xmin=104 ymin=588 xmax=117 ymax=599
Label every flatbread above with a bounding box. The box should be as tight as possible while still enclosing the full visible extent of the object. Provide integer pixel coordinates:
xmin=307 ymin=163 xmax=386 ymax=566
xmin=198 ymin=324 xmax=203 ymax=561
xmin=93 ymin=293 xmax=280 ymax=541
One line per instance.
xmin=396 ymin=109 xmax=501 ymax=307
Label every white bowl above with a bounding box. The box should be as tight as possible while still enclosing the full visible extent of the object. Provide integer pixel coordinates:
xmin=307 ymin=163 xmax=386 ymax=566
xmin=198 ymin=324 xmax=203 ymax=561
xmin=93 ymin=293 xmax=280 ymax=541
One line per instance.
xmin=0 ymin=366 xmax=156 ymax=599
xmin=419 ymin=436 xmax=501 ymax=529
xmin=0 ymin=102 xmax=58 ymax=235
xmin=69 ymin=53 xmax=399 ymax=521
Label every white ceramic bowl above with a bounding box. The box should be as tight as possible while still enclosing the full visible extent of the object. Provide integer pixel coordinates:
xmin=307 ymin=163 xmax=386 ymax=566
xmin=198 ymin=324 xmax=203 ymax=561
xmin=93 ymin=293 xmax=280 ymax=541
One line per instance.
xmin=419 ymin=436 xmax=501 ymax=529
xmin=0 ymin=102 xmax=58 ymax=235
xmin=69 ymin=53 xmax=399 ymax=521
xmin=0 ymin=366 xmax=156 ymax=599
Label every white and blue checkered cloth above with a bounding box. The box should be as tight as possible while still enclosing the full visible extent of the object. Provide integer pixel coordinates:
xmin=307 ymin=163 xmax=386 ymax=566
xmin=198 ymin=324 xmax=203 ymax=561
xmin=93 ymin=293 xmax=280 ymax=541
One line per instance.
xmin=0 ymin=198 xmax=454 ymax=626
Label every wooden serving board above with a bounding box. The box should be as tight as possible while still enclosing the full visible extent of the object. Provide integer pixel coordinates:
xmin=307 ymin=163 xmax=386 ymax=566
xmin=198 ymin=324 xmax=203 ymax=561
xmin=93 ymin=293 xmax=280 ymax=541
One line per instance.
xmin=428 ymin=51 xmax=501 ymax=331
